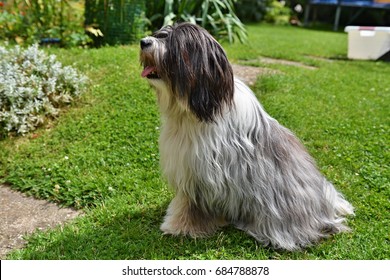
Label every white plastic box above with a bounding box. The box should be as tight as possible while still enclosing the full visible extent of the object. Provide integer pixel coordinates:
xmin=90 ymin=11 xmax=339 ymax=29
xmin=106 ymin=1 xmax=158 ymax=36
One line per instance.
xmin=344 ymin=26 xmax=390 ymax=60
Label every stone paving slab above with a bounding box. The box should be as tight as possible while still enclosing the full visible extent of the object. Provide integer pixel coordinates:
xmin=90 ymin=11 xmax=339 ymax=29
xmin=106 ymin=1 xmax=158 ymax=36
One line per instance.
xmin=0 ymin=184 xmax=81 ymax=259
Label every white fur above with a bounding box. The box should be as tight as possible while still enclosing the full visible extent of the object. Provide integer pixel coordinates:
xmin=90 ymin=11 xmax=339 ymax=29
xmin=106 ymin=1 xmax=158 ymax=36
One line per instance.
xmin=157 ymin=79 xmax=354 ymax=250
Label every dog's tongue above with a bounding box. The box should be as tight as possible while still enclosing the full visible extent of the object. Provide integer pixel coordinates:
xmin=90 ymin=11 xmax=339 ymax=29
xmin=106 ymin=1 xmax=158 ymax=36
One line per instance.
xmin=141 ymin=66 xmax=156 ymax=78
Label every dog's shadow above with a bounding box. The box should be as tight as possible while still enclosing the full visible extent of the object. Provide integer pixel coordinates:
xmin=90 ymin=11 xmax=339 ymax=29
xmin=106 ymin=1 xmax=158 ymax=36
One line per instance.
xmin=16 ymin=197 xmax=326 ymax=260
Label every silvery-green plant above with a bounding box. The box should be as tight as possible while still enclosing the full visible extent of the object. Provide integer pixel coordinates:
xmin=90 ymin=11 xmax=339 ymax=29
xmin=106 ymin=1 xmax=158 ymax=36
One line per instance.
xmin=0 ymin=44 xmax=87 ymax=137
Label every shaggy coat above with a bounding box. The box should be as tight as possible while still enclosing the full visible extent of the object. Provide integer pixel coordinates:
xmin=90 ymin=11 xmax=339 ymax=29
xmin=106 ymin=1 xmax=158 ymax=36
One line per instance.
xmin=140 ymin=23 xmax=354 ymax=250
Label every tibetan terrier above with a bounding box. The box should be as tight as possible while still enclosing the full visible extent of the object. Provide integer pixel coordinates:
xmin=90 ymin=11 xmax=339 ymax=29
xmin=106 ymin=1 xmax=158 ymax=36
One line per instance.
xmin=139 ymin=22 xmax=354 ymax=250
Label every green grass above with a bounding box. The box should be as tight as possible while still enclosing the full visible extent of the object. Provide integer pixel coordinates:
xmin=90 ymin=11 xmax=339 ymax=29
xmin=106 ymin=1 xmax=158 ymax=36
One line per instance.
xmin=1 ymin=24 xmax=389 ymax=259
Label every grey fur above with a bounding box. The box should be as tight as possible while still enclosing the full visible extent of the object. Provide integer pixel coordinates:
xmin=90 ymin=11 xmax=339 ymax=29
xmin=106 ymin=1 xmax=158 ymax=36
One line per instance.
xmin=140 ymin=23 xmax=354 ymax=250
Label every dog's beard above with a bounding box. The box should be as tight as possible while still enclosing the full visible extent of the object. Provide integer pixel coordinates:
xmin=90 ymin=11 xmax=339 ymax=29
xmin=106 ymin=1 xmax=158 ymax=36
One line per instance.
xmin=140 ymin=45 xmax=162 ymax=80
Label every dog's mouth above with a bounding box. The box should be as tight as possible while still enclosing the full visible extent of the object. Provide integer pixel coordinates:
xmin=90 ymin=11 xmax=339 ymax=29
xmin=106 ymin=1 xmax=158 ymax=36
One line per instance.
xmin=141 ymin=65 xmax=160 ymax=79
xmin=140 ymin=48 xmax=161 ymax=79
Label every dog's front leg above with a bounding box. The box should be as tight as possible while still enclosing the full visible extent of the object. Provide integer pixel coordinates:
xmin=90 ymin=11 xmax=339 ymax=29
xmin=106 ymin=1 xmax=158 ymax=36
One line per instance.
xmin=160 ymin=191 xmax=225 ymax=238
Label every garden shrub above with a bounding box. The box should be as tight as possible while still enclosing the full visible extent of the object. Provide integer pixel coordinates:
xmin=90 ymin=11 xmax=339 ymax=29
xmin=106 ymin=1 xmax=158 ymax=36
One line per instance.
xmin=85 ymin=0 xmax=146 ymax=46
xmin=0 ymin=0 xmax=90 ymax=48
xmin=264 ymin=0 xmax=292 ymax=25
xmin=0 ymin=44 xmax=88 ymax=137
xmin=235 ymin=0 xmax=269 ymax=23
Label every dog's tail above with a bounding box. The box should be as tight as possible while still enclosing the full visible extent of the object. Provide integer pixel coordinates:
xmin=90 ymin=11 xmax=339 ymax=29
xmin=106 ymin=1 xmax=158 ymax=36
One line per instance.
xmin=323 ymin=179 xmax=354 ymax=233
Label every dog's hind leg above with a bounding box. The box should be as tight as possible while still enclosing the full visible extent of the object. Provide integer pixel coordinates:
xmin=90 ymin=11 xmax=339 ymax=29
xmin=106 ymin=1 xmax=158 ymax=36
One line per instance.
xmin=160 ymin=192 xmax=226 ymax=238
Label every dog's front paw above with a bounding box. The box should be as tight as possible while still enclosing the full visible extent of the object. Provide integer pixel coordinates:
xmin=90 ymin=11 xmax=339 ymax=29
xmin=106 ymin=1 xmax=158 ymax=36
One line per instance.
xmin=160 ymin=214 xmax=222 ymax=238
xmin=160 ymin=219 xmax=182 ymax=236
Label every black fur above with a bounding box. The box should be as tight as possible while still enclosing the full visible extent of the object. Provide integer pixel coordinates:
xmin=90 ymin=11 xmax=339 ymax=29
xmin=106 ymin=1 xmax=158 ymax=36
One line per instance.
xmin=160 ymin=23 xmax=234 ymax=122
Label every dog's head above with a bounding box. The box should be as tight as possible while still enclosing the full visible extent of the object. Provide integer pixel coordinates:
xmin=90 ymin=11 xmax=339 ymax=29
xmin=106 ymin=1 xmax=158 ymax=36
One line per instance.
xmin=140 ymin=23 xmax=234 ymax=122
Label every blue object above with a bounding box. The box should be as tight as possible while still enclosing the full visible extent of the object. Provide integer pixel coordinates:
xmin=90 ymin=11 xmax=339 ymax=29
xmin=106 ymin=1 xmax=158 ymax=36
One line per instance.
xmin=40 ymin=38 xmax=61 ymax=44
xmin=304 ymin=0 xmax=390 ymax=30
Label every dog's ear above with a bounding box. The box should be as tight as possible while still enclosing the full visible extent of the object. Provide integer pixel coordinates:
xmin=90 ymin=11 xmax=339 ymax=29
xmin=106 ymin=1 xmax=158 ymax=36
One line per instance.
xmin=163 ymin=23 xmax=234 ymax=122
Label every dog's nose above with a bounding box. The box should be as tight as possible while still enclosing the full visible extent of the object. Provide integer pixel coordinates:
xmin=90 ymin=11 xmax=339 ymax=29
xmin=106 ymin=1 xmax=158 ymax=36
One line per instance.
xmin=140 ymin=38 xmax=152 ymax=50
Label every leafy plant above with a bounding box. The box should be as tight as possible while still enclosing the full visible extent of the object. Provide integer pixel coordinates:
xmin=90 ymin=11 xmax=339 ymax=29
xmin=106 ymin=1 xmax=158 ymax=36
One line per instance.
xmin=0 ymin=9 xmax=25 ymax=44
xmin=264 ymin=0 xmax=291 ymax=25
xmin=84 ymin=0 xmax=146 ymax=46
xmin=234 ymin=0 xmax=269 ymax=23
xmin=0 ymin=0 xmax=91 ymax=47
xmin=146 ymin=0 xmax=247 ymax=44
xmin=0 ymin=44 xmax=88 ymax=137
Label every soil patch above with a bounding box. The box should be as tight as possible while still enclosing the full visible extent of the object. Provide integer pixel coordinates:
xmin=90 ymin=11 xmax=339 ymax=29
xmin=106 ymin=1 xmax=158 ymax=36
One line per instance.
xmin=232 ymin=64 xmax=279 ymax=86
xmin=242 ymin=57 xmax=318 ymax=70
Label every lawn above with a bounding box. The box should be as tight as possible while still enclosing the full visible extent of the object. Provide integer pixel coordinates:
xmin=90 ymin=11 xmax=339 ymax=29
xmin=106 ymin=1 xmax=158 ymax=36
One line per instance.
xmin=1 ymin=24 xmax=389 ymax=259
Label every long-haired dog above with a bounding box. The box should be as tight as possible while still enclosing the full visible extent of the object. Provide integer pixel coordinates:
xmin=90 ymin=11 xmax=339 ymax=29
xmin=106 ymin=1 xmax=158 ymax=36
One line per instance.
xmin=139 ymin=22 xmax=354 ymax=250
